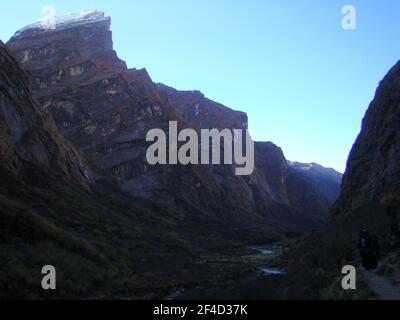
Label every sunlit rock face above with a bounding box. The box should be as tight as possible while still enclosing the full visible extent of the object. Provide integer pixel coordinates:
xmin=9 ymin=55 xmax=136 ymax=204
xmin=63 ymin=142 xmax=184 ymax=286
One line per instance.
xmin=7 ymin=10 xmax=342 ymax=232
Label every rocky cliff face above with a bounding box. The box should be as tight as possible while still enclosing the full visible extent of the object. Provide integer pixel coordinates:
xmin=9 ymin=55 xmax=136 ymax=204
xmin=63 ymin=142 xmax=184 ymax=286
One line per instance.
xmin=0 ymin=39 xmax=212 ymax=298
xmin=276 ymin=59 xmax=400 ymax=300
xmin=253 ymin=143 xmax=342 ymax=228
xmin=0 ymin=37 xmax=255 ymax=299
xmin=0 ymin=40 xmax=89 ymax=187
xmin=6 ymin=9 xmax=341 ymax=231
xmin=288 ymin=161 xmax=342 ymax=206
xmin=333 ymin=61 xmax=400 ymax=217
xmin=8 ymin=11 xmax=182 ymax=200
xmin=158 ymin=83 xmax=248 ymax=131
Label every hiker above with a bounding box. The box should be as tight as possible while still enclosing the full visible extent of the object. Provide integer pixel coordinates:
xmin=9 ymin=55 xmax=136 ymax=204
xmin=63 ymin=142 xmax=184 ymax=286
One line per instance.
xmin=357 ymin=229 xmax=374 ymax=270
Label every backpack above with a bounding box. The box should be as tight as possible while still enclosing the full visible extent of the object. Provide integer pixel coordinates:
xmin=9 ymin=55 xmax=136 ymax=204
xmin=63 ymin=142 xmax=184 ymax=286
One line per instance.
xmin=358 ymin=231 xmax=371 ymax=250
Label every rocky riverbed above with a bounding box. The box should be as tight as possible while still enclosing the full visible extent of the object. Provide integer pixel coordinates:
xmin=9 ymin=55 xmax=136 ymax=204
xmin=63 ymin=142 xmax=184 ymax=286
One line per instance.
xmin=164 ymin=244 xmax=286 ymax=300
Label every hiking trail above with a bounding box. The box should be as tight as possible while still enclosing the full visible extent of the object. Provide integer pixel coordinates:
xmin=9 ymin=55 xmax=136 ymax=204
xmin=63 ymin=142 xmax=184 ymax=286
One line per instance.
xmin=364 ymin=271 xmax=400 ymax=300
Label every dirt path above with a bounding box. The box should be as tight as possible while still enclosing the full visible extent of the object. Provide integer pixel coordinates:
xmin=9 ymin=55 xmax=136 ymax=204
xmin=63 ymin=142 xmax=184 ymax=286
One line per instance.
xmin=364 ymin=271 xmax=400 ymax=300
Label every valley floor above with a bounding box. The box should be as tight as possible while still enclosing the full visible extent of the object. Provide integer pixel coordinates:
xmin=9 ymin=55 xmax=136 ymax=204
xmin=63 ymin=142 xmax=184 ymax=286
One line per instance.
xmin=164 ymin=245 xmax=286 ymax=300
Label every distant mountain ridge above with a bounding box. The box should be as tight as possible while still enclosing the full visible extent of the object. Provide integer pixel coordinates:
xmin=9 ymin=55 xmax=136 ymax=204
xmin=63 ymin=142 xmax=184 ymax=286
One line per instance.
xmin=288 ymin=161 xmax=343 ymax=204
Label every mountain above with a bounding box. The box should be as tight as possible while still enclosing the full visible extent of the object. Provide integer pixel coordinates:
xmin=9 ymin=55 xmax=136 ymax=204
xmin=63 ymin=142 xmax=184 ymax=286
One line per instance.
xmin=0 ymin=40 xmax=89 ymax=187
xmin=157 ymin=83 xmax=248 ymax=131
xmin=277 ymin=58 xmax=400 ymax=300
xmin=0 ymin=9 xmax=350 ymax=299
xmin=288 ymin=161 xmax=342 ymax=204
xmin=6 ymin=9 xmax=341 ymax=233
xmin=6 ymin=9 xmax=262 ymax=232
xmin=333 ymin=60 xmax=400 ymax=217
xmin=329 ymin=58 xmax=400 ymax=244
xmin=2 ymin=38 xmax=261 ymax=299
xmin=0 ymin=38 xmax=158 ymax=298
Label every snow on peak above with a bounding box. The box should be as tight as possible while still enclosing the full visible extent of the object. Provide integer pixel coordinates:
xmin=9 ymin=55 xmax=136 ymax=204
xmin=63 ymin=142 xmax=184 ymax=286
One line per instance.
xmin=13 ymin=9 xmax=109 ymax=38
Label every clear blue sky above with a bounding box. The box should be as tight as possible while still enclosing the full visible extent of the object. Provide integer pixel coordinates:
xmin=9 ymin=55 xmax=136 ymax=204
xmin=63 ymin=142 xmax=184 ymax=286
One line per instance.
xmin=1 ymin=0 xmax=400 ymax=173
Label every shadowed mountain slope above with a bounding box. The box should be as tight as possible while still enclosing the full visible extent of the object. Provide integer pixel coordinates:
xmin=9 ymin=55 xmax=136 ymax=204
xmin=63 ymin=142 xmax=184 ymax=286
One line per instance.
xmin=277 ymin=58 xmax=400 ymax=300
